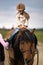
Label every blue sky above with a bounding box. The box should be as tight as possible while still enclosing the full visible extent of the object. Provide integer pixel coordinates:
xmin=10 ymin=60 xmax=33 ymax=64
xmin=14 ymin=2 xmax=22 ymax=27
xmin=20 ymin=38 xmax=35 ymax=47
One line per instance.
xmin=0 ymin=0 xmax=43 ymax=29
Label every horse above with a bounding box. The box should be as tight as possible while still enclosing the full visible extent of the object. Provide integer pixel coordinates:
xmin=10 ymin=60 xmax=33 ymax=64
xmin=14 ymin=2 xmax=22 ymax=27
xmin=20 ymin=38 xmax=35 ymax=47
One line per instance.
xmin=6 ymin=28 xmax=37 ymax=65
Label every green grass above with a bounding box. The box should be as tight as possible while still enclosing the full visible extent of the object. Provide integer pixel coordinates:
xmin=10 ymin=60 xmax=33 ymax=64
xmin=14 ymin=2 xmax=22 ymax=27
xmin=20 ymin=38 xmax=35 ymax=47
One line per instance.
xmin=0 ymin=29 xmax=9 ymax=38
xmin=35 ymin=30 xmax=43 ymax=43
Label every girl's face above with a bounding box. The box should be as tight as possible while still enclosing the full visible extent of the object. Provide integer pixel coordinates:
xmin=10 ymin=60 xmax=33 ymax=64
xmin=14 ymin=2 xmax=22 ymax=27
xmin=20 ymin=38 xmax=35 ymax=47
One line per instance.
xmin=19 ymin=10 xmax=24 ymax=14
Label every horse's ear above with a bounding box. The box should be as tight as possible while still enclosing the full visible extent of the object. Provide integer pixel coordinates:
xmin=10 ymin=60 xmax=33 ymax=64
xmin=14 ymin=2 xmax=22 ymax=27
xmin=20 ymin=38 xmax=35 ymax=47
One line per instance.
xmin=31 ymin=28 xmax=36 ymax=35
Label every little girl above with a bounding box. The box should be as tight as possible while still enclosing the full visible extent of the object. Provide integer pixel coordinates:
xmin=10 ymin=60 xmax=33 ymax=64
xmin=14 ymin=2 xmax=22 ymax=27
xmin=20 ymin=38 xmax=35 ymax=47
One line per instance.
xmin=16 ymin=3 xmax=30 ymax=28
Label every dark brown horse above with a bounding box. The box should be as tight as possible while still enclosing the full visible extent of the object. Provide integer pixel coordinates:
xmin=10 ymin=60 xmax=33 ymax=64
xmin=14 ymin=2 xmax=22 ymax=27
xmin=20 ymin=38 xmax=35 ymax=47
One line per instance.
xmin=6 ymin=28 xmax=37 ymax=65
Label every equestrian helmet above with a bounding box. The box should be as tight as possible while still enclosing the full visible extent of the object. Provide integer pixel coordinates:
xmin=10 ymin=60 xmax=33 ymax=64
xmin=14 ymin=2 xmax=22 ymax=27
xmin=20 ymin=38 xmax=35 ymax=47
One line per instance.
xmin=16 ymin=3 xmax=25 ymax=11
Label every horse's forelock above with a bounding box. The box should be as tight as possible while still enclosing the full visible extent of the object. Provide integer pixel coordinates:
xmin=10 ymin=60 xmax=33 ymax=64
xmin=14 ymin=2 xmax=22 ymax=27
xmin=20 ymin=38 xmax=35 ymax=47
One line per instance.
xmin=15 ymin=29 xmax=34 ymax=45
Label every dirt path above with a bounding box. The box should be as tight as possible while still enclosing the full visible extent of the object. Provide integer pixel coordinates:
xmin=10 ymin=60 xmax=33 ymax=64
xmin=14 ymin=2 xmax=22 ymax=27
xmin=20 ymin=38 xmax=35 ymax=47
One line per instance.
xmin=33 ymin=41 xmax=43 ymax=65
xmin=4 ymin=41 xmax=43 ymax=65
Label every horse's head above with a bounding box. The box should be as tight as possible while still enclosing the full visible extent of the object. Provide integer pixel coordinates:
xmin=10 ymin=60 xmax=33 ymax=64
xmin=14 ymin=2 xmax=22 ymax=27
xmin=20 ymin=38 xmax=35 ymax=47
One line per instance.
xmin=13 ymin=28 xmax=35 ymax=65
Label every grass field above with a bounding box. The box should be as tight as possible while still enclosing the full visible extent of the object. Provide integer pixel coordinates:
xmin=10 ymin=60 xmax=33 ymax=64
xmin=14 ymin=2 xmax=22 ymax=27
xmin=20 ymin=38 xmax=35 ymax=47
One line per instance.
xmin=0 ymin=29 xmax=43 ymax=43
xmin=35 ymin=30 xmax=43 ymax=43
